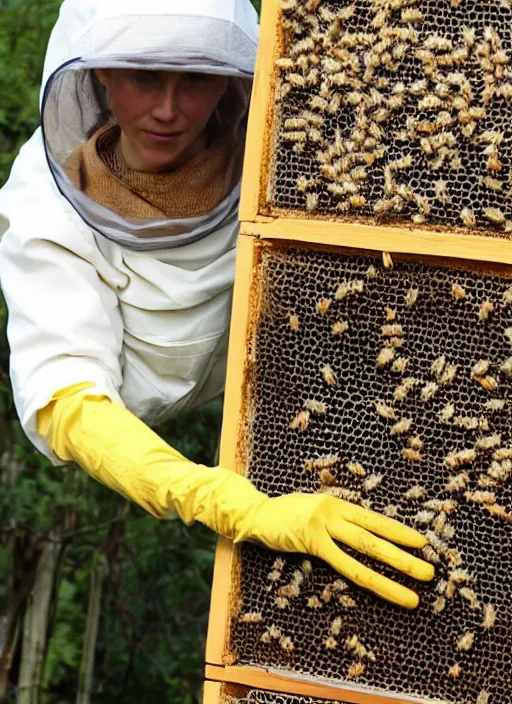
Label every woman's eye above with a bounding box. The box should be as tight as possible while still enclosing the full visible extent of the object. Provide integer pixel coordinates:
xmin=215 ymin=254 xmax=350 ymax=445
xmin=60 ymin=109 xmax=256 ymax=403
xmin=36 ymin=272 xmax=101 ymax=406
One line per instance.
xmin=185 ymin=72 xmax=209 ymax=84
xmin=131 ymin=70 xmax=160 ymax=87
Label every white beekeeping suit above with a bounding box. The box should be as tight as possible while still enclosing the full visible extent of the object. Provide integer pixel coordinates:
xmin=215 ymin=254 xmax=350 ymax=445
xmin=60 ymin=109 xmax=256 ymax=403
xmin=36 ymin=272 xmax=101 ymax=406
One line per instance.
xmin=0 ymin=0 xmax=435 ymax=610
xmin=0 ymin=0 xmax=257 ymax=460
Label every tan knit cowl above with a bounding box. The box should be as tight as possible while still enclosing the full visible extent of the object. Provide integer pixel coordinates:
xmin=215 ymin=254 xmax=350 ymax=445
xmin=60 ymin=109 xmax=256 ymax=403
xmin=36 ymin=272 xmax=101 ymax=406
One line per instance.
xmin=64 ymin=122 xmax=238 ymax=223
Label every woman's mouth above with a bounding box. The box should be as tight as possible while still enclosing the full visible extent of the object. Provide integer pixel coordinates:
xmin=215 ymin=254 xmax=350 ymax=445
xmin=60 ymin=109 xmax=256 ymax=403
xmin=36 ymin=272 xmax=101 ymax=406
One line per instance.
xmin=143 ymin=130 xmax=183 ymax=143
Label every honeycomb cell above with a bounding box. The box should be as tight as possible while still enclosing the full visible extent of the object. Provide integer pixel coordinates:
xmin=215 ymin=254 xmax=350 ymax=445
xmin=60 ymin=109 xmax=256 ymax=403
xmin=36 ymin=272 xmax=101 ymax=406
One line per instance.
xmin=230 ymin=245 xmax=512 ymax=704
xmin=270 ymin=0 xmax=512 ymax=237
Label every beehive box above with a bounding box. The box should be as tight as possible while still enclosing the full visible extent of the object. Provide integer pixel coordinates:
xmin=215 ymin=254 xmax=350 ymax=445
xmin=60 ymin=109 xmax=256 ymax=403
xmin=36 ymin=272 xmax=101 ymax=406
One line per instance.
xmin=205 ymin=2 xmax=512 ymax=703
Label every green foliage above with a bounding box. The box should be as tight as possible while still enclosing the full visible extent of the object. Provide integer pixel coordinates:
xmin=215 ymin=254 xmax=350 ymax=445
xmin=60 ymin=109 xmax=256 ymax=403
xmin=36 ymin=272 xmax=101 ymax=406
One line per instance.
xmin=0 ymin=0 xmax=63 ymax=184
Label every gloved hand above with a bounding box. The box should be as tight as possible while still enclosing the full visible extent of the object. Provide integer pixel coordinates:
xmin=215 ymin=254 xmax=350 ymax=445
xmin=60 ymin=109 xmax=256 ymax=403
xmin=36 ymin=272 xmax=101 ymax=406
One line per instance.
xmin=37 ymin=383 xmax=434 ymax=609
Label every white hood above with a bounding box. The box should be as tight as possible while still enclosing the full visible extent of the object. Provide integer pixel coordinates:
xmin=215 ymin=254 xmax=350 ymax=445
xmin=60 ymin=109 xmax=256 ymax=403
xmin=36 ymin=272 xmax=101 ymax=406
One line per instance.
xmin=40 ymin=0 xmax=258 ymax=250
xmin=41 ymin=0 xmax=257 ymax=90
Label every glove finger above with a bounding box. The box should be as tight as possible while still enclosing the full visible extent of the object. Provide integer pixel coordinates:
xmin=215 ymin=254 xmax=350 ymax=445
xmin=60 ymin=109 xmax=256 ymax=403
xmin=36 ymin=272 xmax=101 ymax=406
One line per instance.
xmin=334 ymin=499 xmax=428 ymax=548
xmin=328 ymin=518 xmax=435 ymax=582
xmin=316 ymin=532 xmax=421 ymax=609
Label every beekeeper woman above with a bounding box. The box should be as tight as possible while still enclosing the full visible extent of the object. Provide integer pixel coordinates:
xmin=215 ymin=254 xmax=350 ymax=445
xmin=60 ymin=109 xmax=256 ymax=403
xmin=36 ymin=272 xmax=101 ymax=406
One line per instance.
xmin=0 ymin=0 xmax=434 ymax=609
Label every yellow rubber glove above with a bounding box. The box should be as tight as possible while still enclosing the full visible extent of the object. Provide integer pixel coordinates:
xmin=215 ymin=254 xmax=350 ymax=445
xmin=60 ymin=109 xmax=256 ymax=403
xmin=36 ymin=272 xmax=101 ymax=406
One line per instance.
xmin=37 ymin=384 xmax=434 ymax=608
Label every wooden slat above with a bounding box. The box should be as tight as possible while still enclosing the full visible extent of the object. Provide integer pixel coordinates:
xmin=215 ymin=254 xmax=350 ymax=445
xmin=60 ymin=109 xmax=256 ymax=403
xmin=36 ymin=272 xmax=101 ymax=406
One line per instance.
xmin=205 ymin=665 xmax=430 ymax=704
xmin=206 ymin=234 xmax=259 ymax=666
xmin=203 ymin=680 xmax=223 ymax=703
xmin=239 ymin=0 xmax=280 ymax=222
xmin=240 ymin=218 xmax=512 ymax=266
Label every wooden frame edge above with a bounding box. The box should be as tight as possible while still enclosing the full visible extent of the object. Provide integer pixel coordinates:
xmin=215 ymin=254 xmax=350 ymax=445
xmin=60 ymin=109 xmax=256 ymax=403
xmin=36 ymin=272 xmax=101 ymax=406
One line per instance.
xmin=205 ymin=665 xmax=431 ymax=704
xmin=240 ymin=218 xmax=512 ymax=265
xmin=204 ymin=680 xmax=223 ymax=703
xmin=239 ymin=0 xmax=280 ymax=222
xmin=206 ymin=234 xmax=259 ymax=665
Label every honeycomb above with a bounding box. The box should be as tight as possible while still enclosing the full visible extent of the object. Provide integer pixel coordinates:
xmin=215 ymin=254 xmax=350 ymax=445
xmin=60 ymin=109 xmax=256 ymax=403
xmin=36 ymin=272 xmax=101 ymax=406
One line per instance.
xmin=269 ymin=0 xmax=512 ymax=236
xmin=223 ymin=689 xmax=347 ymax=704
xmin=231 ymin=244 xmax=512 ymax=704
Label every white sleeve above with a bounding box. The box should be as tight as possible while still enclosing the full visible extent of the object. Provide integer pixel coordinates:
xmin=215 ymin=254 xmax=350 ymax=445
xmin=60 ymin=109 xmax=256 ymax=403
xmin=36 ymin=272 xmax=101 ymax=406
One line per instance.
xmin=0 ymin=129 xmax=125 ymax=462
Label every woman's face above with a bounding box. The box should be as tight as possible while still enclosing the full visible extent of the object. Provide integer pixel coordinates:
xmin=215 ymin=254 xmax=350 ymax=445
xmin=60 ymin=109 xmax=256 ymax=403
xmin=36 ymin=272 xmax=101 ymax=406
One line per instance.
xmin=95 ymin=69 xmax=229 ymax=173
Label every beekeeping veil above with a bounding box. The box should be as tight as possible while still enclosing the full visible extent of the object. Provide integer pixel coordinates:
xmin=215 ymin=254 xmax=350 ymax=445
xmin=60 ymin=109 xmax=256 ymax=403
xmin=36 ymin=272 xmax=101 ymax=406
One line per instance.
xmin=41 ymin=0 xmax=257 ymax=250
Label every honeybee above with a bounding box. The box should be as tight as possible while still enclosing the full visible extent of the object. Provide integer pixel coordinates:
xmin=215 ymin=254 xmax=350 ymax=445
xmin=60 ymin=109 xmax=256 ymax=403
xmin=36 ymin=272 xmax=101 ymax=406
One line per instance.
xmin=321 ymin=364 xmax=337 ymax=386
xmin=418 ymin=95 xmax=443 ymax=110
xmin=391 ymin=418 xmax=413 ymax=435
xmin=275 ymin=596 xmax=290 ymax=609
xmin=444 ymin=448 xmax=476 ymax=468
xmin=452 ymin=282 xmax=467 ymax=298
xmin=316 ymin=298 xmax=332 ymax=315
xmin=476 ymin=691 xmax=491 ymax=704
xmin=485 ymin=207 xmax=505 ymax=225
xmin=279 ymin=635 xmax=295 ymax=652
xmin=410 ymin=78 xmax=428 ymax=95
xmin=290 ymin=410 xmax=310 ymax=430
xmin=376 ymin=401 xmax=397 ymax=420
xmin=348 ymin=662 xmax=366 ymax=678
xmin=482 ymin=604 xmax=496 ymax=630
xmin=382 ymin=251 xmax=394 ymax=268
xmin=384 ymin=504 xmax=399 ymax=518
xmin=304 ymin=399 xmax=327 ymax=415
xmin=414 ymin=511 xmax=436 ymax=525
xmin=377 ymin=346 xmax=395 ymax=368
xmin=332 ymin=320 xmax=349 ymax=335
xmin=364 ymin=474 xmax=383 ymax=491
xmin=320 ymin=468 xmax=337 ymax=486
xmin=421 ymin=545 xmax=440 ymax=564
xmin=392 ymin=356 xmax=409 ymax=373
xmin=456 ymin=631 xmax=475 ymax=652
xmin=331 ymin=617 xmax=343 ymax=636
xmin=281 ymin=120 xmax=308 ymax=139
xmin=304 ymin=454 xmax=339 ymax=471
xmin=306 ymin=192 xmax=320 ymax=212
xmin=310 ymin=95 xmax=329 ymax=111
xmin=420 ymin=381 xmax=439 ymax=402
xmin=432 ymin=596 xmax=446 ymax=614
xmin=239 ymin=612 xmax=263 ymax=623
xmin=307 ymin=596 xmax=322 ymax=609
xmin=464 ymin=489 xmax=496 ymax=504
xmin=497 ymin=82 xmax=512 ymax=99
xmin=289 ymin=313 xmax=300 ymax=331
xmin=285 ymin=73 xmax=307 ymax=89
xmin=434 ymin=180 xmax=451 ymax=203
xmin=346 ymin=461 xmax=367 ymax=477
xmin=448 ymin=664 xmax=462 ymax=679
xmin=394 ymin=377 xmax=419 ymax=401
xmin=405 ymin=287 xmax=419 ymax=306
xmin=405 ymin=485 xmax=426 ymax=499
xmin=479 ymin=299 xmax=496 ymax=320
xmin=460 ymin=587 xmax=480 ymax=610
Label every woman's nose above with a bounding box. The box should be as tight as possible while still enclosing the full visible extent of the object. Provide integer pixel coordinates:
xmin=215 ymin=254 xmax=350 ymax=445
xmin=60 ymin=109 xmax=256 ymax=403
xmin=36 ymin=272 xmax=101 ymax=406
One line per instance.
xmin=151 ymin=77 xmax=180 ymax=122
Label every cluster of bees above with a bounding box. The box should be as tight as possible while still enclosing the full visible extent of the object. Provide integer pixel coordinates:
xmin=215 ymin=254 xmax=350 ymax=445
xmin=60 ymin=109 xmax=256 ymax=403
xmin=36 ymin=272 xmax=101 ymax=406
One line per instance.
xmin=273 ymin=0 xmax=512 ymax=231
xmin=239 ymin=555 xmax=374 ymax=679
xmin=279 ymin=253 xmax=509 ymax=691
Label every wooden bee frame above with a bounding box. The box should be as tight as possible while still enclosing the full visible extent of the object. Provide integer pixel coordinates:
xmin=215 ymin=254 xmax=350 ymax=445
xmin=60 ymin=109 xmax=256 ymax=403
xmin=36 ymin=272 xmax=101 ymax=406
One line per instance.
xmin=203 ymin=680 xmax=378 ymax=704
xmin=205 ymin=1 xmax=512 ymax=703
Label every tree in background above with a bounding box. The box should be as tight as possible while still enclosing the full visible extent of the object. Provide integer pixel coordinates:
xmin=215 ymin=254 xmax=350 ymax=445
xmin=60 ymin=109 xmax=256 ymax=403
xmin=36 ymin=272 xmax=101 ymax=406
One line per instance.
xmin=0 ymin=0 xmax=260 ymax=701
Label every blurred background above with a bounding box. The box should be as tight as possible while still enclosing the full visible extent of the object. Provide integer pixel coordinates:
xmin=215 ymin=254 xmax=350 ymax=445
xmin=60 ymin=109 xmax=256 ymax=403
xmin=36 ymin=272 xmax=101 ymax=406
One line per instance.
xmin=0 ymin=0 xmax=260 ymax=701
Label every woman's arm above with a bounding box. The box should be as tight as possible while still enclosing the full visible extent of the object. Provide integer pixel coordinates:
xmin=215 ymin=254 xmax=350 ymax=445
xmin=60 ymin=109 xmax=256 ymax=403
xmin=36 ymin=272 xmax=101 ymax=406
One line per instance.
xmin=38 ymin=385 xmax=434 ymax=609
xmin=0 ymin=129 xmax=125 ymax=460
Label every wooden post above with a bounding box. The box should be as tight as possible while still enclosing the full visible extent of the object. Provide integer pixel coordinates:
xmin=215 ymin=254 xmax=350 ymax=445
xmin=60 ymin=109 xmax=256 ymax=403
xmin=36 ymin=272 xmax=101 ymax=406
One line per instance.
xmin=16 ymin=531 xmax=63 ymax=704
xmin=76 ymin=554 xmax=107 ymax=704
